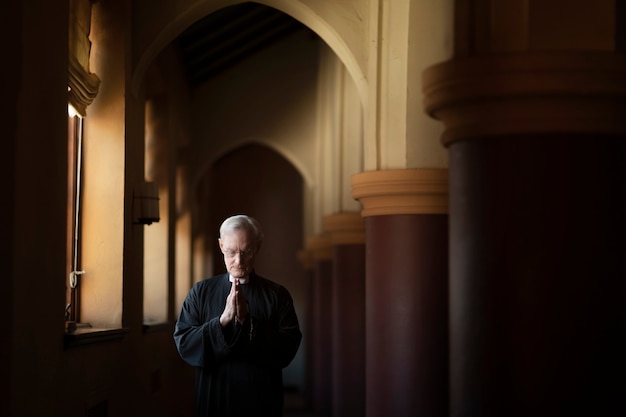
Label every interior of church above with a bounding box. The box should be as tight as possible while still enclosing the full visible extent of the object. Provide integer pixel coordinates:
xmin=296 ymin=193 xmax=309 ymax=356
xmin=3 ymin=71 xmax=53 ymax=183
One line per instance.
xmin=3 ymin=1 xmax=625 ymax=416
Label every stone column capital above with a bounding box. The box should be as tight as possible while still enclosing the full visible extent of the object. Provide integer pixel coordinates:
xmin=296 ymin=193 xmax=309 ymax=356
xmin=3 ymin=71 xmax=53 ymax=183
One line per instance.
xmin=322 ymin=211 xmax=365 ymax=245
xmin=305 ymin=235 xmax=333 ymax=262
xmin=423 ymin=51 xmax=626 ymax=146
xmin=351 ymin=168 xmax=448 ymax=217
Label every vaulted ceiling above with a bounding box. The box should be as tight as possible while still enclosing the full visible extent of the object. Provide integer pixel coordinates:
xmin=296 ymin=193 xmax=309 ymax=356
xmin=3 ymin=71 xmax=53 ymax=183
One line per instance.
xmin=175 ymin=2 xmax=311 ymax=89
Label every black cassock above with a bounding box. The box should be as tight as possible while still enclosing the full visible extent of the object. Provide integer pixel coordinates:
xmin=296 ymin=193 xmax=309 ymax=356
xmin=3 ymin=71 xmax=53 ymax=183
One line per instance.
xmin=174 ymin=272 xmax=302 ymax=417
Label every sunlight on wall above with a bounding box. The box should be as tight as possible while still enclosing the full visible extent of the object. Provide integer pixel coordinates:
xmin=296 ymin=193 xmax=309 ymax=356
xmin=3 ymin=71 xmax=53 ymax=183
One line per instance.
xmin=192 ymin=235 xmax=206 ymax=284
xmin=80 ymin=109 xmax=125 ymax=328
xmin=143 ymin=185 xmax=169 ymax=323
xmin=143 ymin=99 xmax=169 ymax=323
xmin=176 ymin=211 xmax=191 ymax=315
xmin=79 ymin=15 xmax=125 ymax=327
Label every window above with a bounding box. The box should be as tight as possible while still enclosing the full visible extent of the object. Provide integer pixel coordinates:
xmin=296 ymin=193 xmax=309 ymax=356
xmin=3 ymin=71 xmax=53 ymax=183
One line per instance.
xmin=66 ymin=0 xmax=98 ymax=327
xmin=65 ymin=109 xmax=85 ymax=324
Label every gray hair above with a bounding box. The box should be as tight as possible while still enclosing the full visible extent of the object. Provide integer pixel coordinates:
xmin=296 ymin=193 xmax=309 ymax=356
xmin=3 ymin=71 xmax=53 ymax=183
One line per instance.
xmin=219 ymin=215 xmax=264 ymax=246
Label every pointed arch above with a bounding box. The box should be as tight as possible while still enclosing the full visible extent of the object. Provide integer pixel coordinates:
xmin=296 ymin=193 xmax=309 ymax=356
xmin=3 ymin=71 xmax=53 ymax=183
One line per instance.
xmin=193 ymin=136 xmax=314 ymax=190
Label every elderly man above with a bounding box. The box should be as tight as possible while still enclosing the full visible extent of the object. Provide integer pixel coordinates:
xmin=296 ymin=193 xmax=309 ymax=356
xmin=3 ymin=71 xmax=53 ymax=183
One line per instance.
xmin=174 ymin=215 xmax=302 ymax=417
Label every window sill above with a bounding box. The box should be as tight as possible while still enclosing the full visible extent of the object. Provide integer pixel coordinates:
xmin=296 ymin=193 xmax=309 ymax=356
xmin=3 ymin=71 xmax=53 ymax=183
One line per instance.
xmin=64 ymin=323 xmax=129 ymax=349
xmin=142 ymin=321 xmax=172 ymax=334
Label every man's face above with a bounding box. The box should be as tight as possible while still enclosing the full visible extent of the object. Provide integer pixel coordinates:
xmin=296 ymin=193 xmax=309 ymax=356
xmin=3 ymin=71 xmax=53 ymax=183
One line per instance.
xmin=219 ymin=228 xmax=257 ymax=278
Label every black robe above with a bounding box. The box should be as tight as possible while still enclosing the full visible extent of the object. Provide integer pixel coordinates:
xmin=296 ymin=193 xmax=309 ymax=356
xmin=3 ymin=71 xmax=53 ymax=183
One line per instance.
xmin=174 ymin=272 xmax=302 ymax=417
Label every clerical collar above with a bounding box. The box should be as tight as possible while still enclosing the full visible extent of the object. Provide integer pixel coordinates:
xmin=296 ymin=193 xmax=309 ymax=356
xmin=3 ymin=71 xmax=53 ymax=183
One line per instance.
xmin=229 ymin=275 xmax=249 ymax=284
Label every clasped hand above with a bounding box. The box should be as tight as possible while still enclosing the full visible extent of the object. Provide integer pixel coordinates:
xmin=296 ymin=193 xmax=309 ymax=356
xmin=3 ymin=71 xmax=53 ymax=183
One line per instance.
xmin=220 ymin=279 xmax=248 ymax=327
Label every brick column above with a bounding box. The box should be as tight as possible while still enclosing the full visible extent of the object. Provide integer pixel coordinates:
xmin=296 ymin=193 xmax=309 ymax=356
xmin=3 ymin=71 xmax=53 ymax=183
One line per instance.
xmin=307 ymin=235 xmax=333 ymax=416
xmin=323 ymin=212 xmax=366 ymax=417
xmin=424 ymin=46 xmax=626 ymax=417
xmin=352 ymin=168 xmax=449 ymax=417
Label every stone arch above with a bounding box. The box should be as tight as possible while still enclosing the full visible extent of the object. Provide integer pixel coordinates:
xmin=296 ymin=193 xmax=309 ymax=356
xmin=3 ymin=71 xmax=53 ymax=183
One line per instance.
xmin=193 ymin=136 xmax=315 ymax=190
xmin=131 ymin=0 xmax=366 ymax=106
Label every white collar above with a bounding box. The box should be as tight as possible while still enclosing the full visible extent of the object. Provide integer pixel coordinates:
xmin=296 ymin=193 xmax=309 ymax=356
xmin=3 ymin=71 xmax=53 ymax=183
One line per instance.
xmin=229 ymin=275 xmax=249 ymax=284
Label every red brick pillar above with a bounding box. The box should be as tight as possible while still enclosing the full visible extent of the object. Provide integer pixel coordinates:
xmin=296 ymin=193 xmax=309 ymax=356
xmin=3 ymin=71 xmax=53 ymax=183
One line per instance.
xmin=323 ymin=212 xmax=366 ymax=417
xmin=307 ymin=235 xmax=333 ymax=416
xmin=352 ymin=169 xmax=449 ymax=417
xmin=424 ymin=49 xmax=626 ymax=416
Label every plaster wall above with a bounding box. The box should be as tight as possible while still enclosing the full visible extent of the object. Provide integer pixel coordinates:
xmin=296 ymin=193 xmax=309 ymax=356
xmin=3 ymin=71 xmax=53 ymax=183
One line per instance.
xmin=4 ymin=1 xmax=196 ymax=415
xmin=8 ymin=1 xmax=69 ymax=414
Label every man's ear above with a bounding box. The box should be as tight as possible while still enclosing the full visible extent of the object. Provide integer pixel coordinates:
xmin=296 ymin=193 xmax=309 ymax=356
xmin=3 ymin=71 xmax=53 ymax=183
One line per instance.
xmin=218 ymin=238 xmax=223 ymax=251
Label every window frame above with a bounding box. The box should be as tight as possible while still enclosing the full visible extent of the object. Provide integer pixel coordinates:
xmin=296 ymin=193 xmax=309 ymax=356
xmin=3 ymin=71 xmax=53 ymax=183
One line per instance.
xmin=66 ymin=112 xmax=84 ymax=324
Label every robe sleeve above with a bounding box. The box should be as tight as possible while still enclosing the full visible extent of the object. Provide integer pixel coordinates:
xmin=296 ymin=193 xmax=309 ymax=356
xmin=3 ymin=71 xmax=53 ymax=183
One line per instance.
xmin=173 ymin=283 xmax=237 ymax=368
xmin=174 ymin=279 xmax=302 ymax=371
